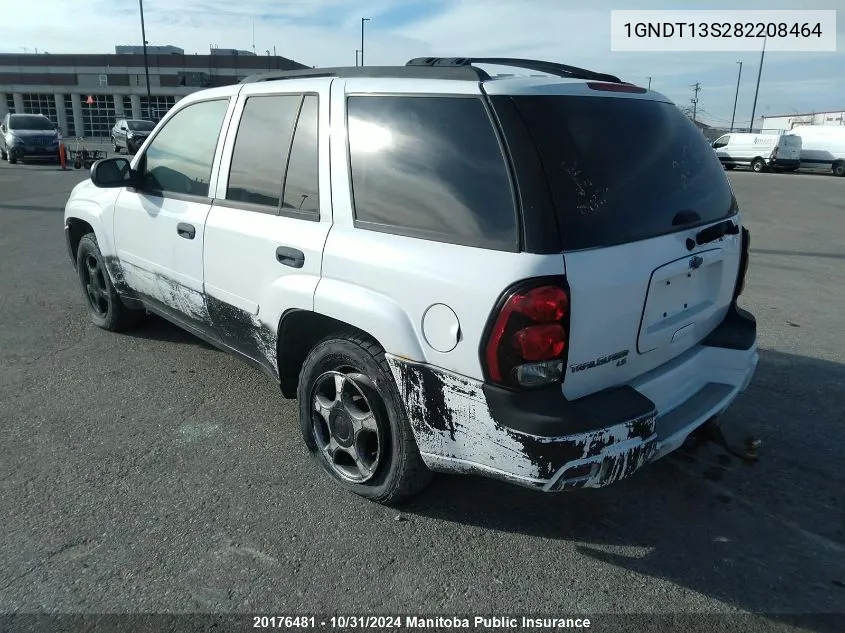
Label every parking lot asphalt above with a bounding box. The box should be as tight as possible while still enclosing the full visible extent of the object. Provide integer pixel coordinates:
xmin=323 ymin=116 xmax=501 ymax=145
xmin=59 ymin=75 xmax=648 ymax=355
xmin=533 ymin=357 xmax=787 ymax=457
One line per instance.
xmin=0 ymin=160 xmax=843 ymax=631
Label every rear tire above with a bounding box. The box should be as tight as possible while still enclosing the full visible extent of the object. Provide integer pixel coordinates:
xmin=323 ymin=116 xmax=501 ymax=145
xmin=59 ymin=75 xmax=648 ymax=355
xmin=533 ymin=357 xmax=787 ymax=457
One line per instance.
xmin=76 ymin=233 xmax=144 ymax=332
xmin=832 ymin=161 xmax=845 ymax=177
xmin=751 ymin=157 xmax=766 ymax=173
xmin=297 ymin=334 xmax=432 ymax=505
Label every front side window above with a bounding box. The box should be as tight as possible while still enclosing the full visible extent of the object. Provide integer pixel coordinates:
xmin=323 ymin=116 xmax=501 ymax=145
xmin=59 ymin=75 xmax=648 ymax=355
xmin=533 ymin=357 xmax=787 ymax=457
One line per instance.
xmin=141 ymin=99 xmax=229 ymax=197
xmin=226 ymin=95 xmax=301 ymax=208
xmin=347 ymin=95 xmax=517 ymax=250
xmin=713 ymin=135 xmax=730 ymax=148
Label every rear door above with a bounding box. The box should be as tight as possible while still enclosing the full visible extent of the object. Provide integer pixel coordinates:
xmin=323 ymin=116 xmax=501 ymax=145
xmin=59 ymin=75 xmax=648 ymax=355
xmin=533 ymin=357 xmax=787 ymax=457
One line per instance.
xmin=498 ymin=90 xmax=742 ymax=400
xmin=203 ymin=80 xmax=331 ymax=374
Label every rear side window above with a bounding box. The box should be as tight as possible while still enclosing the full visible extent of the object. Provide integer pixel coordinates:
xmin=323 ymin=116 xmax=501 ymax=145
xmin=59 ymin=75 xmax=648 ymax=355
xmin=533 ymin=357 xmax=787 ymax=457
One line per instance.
xmin=227 ymin=95 xmax=300 ymax=208
xmin=347 ymin=95 xmax=518 ymax=251
xmin=282 ymin=95 xmax=319 ymax=214
xmin=499 ymin=95 xmax=736 ymax=250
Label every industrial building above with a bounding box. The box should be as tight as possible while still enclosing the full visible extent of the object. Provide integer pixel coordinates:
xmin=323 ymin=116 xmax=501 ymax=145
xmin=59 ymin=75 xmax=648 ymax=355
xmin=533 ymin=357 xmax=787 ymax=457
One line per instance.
xmin=761 ymin=110 xmax=845 ymax=132
xmin=0 ymin=46 xmax=309 ymax=139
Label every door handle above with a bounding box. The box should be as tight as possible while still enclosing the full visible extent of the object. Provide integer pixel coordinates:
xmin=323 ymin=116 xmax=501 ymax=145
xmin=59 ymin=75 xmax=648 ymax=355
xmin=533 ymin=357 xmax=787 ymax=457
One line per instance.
xmin=177 ymin=222 xmax=196 ymax=240
xmin=276 ymin=246 xmax=305 ymax=268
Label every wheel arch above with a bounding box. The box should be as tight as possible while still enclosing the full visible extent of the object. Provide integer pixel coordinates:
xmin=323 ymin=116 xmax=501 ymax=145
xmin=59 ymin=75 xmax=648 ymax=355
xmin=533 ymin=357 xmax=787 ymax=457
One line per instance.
xmin=65 ymin=217 xmax=97 ymax=269
xmin=276 ymin=308 xmax=419 ymax=399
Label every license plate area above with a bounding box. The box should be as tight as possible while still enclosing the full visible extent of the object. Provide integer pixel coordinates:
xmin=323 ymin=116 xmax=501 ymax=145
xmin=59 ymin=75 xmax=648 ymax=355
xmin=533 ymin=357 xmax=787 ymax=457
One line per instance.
xmin=638 ymin=249 xmax=724 ymax=353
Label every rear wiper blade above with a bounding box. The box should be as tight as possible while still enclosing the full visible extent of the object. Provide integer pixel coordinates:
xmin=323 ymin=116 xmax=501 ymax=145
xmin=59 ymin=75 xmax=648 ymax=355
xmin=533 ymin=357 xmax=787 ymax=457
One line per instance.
xmin=695 ymin=219 xmax=739 ymax=247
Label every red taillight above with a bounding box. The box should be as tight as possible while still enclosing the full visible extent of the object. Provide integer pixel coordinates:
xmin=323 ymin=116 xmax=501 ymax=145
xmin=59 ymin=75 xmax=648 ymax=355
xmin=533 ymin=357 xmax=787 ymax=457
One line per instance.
xmin=519 ymin=286 xmax=568 ymax=321
xmin=513 ymin=324 xmax=567 ymax=361
xmin=587 ymin=81 xmax=647 ymax=93
xmin=482 ymin=279 xmax=570 ymax=389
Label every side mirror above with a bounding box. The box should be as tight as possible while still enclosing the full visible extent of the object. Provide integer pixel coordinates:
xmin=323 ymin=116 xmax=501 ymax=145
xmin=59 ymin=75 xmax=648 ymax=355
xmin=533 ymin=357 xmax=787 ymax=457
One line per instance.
xmin=91 ymin=157 xmax=135 ymax=188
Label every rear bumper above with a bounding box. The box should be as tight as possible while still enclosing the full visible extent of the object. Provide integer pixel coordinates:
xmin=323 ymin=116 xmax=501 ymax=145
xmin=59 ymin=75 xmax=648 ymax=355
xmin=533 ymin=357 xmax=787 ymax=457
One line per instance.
xmin=388 ymin=305 xmax=758 ymax=492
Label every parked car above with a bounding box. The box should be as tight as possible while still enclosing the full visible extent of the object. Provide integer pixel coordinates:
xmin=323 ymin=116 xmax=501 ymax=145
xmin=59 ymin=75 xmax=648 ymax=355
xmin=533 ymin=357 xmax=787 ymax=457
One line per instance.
xmin=63 ymin=57 xmax=758 ymax=504
xmin=110 ymin=118 xmax=156 ymax=154
xmin=787 ymin=125 xmax=845 ymax=176
xmin=0 ymin=113 xmax=60 ymax=164
xmin=711 ymin=132 xmax=801 ymax=172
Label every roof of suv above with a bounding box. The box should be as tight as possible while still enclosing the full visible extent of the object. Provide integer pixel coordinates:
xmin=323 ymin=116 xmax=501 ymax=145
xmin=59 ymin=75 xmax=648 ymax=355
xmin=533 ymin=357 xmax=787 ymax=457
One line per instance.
xmin=240 ymin=56 xmax=624 ymax=85
xmin=232 ymin=56 xmax=670 ymax=103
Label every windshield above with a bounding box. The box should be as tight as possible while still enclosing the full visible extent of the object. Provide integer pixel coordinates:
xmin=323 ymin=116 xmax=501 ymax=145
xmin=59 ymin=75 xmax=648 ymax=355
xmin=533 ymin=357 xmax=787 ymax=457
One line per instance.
xmin=127 ymin=120 xmax=155 ymax=131
xmin=498 ymin=95 xmax=736 ymax=250
xmin=9 ymin=115 xmax=55 ymax=131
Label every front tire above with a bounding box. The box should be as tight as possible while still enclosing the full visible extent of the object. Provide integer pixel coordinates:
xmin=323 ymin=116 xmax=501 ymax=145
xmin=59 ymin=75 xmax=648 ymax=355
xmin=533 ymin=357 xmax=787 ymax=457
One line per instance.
xmin=76 ymin=233 xmax=144 ymax=331
xmin=298 ymin=334 xmax=432 ymax=505
xmin=832 ymin=161 xmax=845 ymax=177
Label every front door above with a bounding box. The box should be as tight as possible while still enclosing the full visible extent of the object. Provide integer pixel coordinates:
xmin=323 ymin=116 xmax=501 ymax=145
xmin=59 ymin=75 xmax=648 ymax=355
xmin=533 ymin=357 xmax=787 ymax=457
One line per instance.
xmin=113 ymin=97 xmax=233 ymax=332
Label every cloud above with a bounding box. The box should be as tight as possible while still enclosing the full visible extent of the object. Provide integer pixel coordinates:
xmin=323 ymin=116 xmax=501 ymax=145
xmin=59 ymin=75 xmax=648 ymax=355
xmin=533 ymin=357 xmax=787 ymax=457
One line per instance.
xmin=3 ymin=0 xmax=841 ymax=127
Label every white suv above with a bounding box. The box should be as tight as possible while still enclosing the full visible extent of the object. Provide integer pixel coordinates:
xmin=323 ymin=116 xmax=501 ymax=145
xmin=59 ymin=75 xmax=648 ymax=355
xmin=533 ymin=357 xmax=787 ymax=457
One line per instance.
xmin=63 ymin=57 xmax=758 ymax=504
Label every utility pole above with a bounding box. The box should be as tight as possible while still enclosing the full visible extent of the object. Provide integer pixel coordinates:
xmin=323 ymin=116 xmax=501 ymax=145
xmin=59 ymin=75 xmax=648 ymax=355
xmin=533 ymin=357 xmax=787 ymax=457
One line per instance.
xmin=138 ymin=0 xmax=151 ymax=101
xmin=360 ymin=17 xmax=370 ymax=66
xmin=749 ymin=37 xmax=766 ymax=132
xmin=690 ymin=82 xmax=700 ymax=123
xmin=647 ymin=76 xmax=652 ymax=90
xmin=730 ymin=61 xmax=742 ymax=132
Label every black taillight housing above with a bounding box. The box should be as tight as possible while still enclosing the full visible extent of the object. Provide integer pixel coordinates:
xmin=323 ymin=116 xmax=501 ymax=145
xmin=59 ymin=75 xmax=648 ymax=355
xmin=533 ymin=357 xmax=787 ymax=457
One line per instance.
xmin=734 ymin=226 xmax=750 ymax=300
xmin=480 ymin=276 xmax=571 ymax=390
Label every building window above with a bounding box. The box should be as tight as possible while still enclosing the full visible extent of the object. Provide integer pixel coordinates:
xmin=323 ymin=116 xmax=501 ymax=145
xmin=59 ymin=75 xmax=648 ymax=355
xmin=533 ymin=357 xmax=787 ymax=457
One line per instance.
xmin=81 ymin=94 xmax=117 ymax=138
xmin=63 ymin=95 xmax=76 ymax=138
xmin=21 ymin=93 xmax=59 ymax=129
xmin=98 ymin=74 xmax=108 ymax=87
xmin=6 ymin=95 xmax=15 ymax=114
xmin=140 ymin=96 xmax=176 ymax=123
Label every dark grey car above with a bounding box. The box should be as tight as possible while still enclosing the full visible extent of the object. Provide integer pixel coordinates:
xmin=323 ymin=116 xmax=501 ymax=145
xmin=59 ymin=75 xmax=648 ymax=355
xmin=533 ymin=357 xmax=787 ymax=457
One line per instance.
xmin=0 ymin=113 xmax=60 ymax=164
xmin=110 ymin=119 xmax=155 ymax=154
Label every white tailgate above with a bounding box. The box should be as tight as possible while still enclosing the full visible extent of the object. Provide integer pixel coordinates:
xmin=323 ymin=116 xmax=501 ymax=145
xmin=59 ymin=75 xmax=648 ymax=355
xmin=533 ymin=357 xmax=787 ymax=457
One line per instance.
xmin=562 ymin=225 xmax=741 ymax=401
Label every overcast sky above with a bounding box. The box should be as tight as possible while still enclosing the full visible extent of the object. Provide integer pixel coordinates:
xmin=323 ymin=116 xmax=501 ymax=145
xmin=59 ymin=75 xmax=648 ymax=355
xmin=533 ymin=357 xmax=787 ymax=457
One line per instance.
xmin=5 ymin=0 xmax=843 ymax=128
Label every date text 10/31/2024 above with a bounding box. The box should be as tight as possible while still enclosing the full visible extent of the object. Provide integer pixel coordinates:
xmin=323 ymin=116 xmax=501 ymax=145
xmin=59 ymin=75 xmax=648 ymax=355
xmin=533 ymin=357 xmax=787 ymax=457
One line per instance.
xmin=252 ymin=615 xmax=593 ymax=629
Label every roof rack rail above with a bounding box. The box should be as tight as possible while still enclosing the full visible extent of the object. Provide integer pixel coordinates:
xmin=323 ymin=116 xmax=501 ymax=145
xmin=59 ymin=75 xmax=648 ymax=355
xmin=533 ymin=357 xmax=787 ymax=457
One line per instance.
xmin=239 ymin=65 xmax=486 ymax=84
xmin=406 ymin=57 xmax=622 ymax=83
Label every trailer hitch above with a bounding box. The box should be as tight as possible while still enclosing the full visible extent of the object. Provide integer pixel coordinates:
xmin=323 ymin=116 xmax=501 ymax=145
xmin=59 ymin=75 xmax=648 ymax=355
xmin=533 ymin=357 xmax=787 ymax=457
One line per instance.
xmin=684 ymin=419 xmax=761 ymax=465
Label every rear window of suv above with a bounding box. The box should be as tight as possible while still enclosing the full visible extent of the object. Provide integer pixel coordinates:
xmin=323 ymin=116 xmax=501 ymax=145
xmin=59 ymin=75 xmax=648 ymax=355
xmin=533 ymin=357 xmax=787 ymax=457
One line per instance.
xmin=499 ymin=95 xmax=736 ymax=250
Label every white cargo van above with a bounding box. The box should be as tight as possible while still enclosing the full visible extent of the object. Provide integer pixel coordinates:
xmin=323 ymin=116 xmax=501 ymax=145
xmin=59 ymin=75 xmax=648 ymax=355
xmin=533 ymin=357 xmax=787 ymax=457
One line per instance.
xmin=711 ymin=132 xmax=801 ymax=173
xmin=788 ymin=125 xmax=845 ymax=176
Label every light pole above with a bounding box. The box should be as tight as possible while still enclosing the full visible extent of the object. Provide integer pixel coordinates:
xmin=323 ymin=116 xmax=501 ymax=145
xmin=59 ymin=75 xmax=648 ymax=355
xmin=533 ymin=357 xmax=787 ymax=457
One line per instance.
xmin=730 ymin=61 xmax=742 ymax=132
xmin=749 ymin=37 xmax=766 ymax=132
xmin=360 ymin=18 xmax=370 ymax=66
xmin=138 ymin=0 xmax=152 ymax=102
xmin=647 ymin=76 xmax=651 ymax=90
